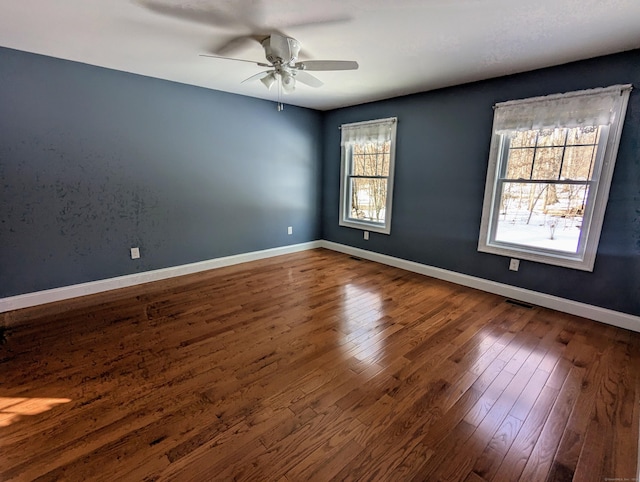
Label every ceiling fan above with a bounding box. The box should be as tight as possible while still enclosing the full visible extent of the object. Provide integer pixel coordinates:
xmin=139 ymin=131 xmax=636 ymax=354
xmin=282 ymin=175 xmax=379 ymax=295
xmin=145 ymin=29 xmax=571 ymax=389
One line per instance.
xmin=200 ymin=33 xmax=359 ymax=103
xmin=137 ymin=2 xmax=357 ymax=109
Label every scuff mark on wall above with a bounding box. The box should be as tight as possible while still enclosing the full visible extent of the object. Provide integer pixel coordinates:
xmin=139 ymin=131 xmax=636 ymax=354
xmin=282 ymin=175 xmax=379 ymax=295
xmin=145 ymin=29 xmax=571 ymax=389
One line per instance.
xmin=1 ymin=133 xmax=164 ymax=285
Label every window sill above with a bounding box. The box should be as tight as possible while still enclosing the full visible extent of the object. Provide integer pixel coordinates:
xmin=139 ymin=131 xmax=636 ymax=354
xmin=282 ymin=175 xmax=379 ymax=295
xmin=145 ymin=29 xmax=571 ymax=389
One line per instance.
xmin=339 ymin=219 xmax=391 ymax=235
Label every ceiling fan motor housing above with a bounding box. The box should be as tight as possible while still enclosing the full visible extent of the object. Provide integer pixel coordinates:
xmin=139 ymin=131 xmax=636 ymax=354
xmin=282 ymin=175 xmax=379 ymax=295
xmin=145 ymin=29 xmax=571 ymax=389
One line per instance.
xmin=262 ymin=34 xmax=300 ymax=66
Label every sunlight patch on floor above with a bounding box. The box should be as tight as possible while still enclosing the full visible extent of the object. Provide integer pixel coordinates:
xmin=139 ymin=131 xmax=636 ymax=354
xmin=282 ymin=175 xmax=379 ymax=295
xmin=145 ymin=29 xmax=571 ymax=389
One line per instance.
xmin=0 ymin=397 xmax=72 ymax=427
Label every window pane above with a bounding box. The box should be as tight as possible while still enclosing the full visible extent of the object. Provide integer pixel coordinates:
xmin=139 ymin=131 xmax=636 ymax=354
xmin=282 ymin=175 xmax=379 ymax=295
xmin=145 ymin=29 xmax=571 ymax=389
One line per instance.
xmin=566 ymin=126 xmax=598 ymax=145
xmin=349 ymin=177 xmax=387 ymax=223
xmin=509 ymin=130 xmax=538 ymax=148
xmin=532 ymin=147 xmax=563 ymax=180
xmin=352 ymin=146 xmax=367 ymax=176
xmin=561 ymin=146 xmax=596 ymax=180
xmin=537 ymin=128 xmax=566 ymax=147
xmin=495 ymin=181 xmax=589 ymax=253
xmin=380 ymin=143 xmax=391 ymax=176
xmin=352 ymin=142 xmax=391 ymax=177
xmin=505 ymin=148 xmax=534 ymax=179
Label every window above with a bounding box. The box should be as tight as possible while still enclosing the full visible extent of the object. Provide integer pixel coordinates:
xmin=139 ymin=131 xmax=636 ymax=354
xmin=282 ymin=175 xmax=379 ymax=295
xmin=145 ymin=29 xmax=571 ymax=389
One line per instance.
xmin=339 ymin=117 xmax=398 ymax=234
xmin=479 ymin=85 xmax=631 ymax=271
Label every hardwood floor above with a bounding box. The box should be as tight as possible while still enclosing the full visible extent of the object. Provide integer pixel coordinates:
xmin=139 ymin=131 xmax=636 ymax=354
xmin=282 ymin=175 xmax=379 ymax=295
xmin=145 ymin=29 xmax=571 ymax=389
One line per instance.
xmin=1 ymin=248 xmax=638 ymax=481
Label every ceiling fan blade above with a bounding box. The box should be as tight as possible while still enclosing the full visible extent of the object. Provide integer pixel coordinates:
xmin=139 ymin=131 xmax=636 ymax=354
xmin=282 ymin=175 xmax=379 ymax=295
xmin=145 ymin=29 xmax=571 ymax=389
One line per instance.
xmin=199 ymin=54 xmax=270 ymax=68
xmin=278 ymin=14 xmax=352 ymax=31
xmin=137 ymin=1 xmax=237 ymax=29
xmin=212 ymin=35 xmax=260 ymax=57
xmin=293 ymin=71 xmax=324 ymax=88
xmin=294 ymin=60 xmax=359 ymax=71
xmin=241 ymin=71 xmax=272 ymax=84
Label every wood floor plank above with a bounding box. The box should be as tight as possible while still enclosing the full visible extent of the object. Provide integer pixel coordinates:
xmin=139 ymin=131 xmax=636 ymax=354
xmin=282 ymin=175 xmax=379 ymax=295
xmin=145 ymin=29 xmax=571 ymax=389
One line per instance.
xmin=0 ymin=248 xmax=638 ymax=481
xmin=519 ymin=365 xmax=584 ymax=481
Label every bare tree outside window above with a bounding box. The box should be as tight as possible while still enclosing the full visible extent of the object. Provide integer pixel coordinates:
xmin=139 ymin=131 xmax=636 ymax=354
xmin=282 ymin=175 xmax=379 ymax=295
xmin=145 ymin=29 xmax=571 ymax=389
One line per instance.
xmin=349 ymin=141 xmax=391 ymax=223
xmin=494 ymin=126 xmax=600 ymax=253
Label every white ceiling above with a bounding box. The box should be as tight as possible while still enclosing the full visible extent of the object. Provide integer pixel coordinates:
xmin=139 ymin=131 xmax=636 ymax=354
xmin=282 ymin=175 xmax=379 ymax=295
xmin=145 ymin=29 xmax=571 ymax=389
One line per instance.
xmin=1 ymin=0 xmax=640 ymax=111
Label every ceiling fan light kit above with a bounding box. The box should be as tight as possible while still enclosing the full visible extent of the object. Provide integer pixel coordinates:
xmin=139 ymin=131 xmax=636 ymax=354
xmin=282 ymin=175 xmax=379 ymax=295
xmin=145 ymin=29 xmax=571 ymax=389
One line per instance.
xmin=260 ymin=72 xmax=277 ymax=90
xmin=281 ymin=71 xmax=295 ymax=93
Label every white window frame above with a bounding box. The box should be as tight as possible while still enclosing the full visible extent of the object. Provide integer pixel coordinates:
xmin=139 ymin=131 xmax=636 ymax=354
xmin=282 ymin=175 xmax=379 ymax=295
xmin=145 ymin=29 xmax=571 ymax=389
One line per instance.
xmin=339 ymin=117 xmax=398 ymax=235
xmin=478 ymin=85 xmax=632 ymax=271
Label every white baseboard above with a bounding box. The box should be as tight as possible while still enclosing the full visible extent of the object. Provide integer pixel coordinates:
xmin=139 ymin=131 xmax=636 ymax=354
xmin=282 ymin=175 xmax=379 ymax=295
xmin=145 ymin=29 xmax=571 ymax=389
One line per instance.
xmin=320 ymin=240 xmax=640 ymax=333
xmin=3 ymin=239 xmax=638 ymax=334
xmin=0 ymin=241 xmax=322 ymax=313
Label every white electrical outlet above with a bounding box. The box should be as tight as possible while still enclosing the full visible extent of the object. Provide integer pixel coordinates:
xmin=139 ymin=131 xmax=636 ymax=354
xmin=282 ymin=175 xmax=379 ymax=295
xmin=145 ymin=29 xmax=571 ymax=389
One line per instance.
xmin=509 ymin=258 xmax=520 ymax=271
xmin=287 ymin=226 xmax=293 ymax=235
xmin=130 ymin=247 xmax=140 ymax=259
xmin=364 ymin=231 xmax=369 ymax=240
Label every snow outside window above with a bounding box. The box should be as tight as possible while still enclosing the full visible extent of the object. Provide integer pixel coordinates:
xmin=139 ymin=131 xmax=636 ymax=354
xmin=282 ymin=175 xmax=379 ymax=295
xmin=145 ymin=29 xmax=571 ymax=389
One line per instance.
xmin=339 ymin=117 xmax=398 ymax=235
xmin=478 ymin=85 xmax=632 ymax=271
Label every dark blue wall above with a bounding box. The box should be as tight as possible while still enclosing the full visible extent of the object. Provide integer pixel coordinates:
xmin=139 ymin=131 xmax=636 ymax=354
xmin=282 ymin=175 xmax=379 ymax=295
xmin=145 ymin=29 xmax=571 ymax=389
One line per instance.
xmin=322 ymin=50 xmax=640 ymax=317
xmin=0 ymin=47 xmax=322 ymax=298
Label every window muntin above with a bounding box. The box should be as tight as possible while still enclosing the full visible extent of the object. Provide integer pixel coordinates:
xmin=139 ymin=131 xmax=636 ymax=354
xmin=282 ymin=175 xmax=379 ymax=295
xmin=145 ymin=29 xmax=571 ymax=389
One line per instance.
xmin=339 ymin=118 xmax=397 ymax=234
xmin=478 ymin=85 xmax=631 ymax=271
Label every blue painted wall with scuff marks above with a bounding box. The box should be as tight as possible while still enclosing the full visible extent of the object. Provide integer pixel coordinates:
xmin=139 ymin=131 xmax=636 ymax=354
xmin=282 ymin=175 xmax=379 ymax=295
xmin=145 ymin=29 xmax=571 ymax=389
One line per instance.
xmin=0 ymin=47 xmax=322 ymax=297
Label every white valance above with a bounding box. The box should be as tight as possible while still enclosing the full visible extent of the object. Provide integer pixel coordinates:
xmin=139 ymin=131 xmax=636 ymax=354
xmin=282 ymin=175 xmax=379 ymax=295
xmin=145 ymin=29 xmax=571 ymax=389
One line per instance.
xmin=340 ymin=117 xmax=397 ymax=146
xmin=493 ymin=84 xmax=632 ymax=133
